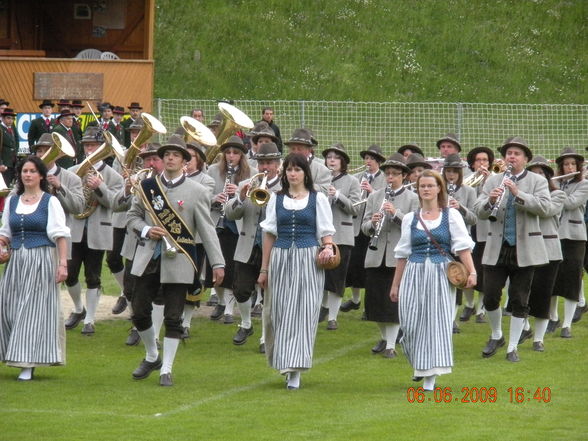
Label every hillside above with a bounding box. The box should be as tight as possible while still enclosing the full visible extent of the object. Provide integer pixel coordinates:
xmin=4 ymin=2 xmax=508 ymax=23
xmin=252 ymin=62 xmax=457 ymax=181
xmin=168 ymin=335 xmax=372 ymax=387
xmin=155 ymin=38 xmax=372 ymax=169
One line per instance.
xmin=154 ymin=0 xmax=588 ymax=103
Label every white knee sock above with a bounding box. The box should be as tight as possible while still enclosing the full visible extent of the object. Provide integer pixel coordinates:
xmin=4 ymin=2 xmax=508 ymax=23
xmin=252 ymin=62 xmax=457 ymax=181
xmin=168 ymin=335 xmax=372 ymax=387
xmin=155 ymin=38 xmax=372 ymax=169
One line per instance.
xmin=138 ymin=326 xmax=158 ymax=362
xmin=67 ymin=282 xmax=83 ymax=313
xmin=453 ymin=303 xmax=459 ymax=321
xmin=216 ymin=287 xmax=225 ymax=306
xmin=523 ymin=318 xmax=530 ymax=331
xmin=578 ymin=280 xmax=585 ymax=307
xmin=287 ymin=371 xmax=301 ymax=389
xmin=351 ymin=288 xmax=361 ymax=304
xmin=486 ymin=308 xmax=503 ymax=339
xmin=112 ymin=269 xmax=125 ymax=292
xmin=562 ymin=298 xmax=577 ymax=328
xmin=260 ymin=310 xmax=266 ymax=345
xmin=84 ymin=288 xmax=101 ymax=324
xmin=476 ymin=293 xmax=485 ymax=314
xmin=377 ymin=322 xmax=387 ymax=341
xmin=224 ymin=289 xmax=235 ymax=315
xmin=152 ymin=304 xmax=165 ymax=339
xmin=384 ymin=324 xmax=400 ymax=350
xmin=423 ymin=375 xmax=437 ymax=391
xmin=534 ymin=318 xmax=548 ymax=343
xmin=254 ymin=285 xmax=263 ymax=306
xmin=238 ymin=298 xmax=252 ymax=329
xmin=463 ymin=289 xmax=475 ymax=308
xmin=507 ymin=316 xmax=525 ymax=352
xmin=549 ymin=296 xmax=559 ymax=321
xmin=182 ymin=304 xmax=195 ymax=328
xmin=327 ymin=292 xmax=342 ymax=321
xmin=161 ymin=337 xmax=180 ymax=375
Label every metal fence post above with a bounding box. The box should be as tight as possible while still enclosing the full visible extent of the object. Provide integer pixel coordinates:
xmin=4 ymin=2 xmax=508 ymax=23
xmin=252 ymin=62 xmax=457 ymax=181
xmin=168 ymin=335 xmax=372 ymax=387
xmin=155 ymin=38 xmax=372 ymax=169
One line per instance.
xmin=456 ymin=102 xmax=463 ymax=141
xmin=300 ymin=100 xmax=305 ymax=127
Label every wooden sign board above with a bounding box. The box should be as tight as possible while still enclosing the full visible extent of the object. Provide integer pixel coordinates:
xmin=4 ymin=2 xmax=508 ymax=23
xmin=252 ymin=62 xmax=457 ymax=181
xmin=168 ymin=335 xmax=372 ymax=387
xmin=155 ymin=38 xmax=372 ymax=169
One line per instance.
xmin=34 ymin=73 xmax=103 ymax=100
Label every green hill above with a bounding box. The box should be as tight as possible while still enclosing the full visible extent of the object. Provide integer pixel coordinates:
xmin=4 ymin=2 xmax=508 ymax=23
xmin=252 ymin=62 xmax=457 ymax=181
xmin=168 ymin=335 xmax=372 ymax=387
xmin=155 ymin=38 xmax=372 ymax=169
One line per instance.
xmin=154 ymin=0 xmax=588 ymax=103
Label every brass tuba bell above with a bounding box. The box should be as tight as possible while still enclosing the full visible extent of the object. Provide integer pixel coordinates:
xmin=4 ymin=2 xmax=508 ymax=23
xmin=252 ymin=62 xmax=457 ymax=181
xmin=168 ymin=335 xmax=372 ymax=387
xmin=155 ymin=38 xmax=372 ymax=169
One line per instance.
xmin=124 ymin=113 xmax=167 ymax=171
xmin=40 ymin=132 xmax=77 ymax=165
xmin=205 ymin=102 xmax=254 ymax=164
xmin=180 ymin=116 xmax=217 ymax=147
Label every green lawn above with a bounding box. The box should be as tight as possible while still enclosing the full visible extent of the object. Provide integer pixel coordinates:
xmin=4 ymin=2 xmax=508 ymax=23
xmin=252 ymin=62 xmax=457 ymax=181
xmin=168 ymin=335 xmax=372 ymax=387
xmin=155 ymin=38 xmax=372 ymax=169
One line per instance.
xmin=1 ymin=281 xmax=586 ymax=441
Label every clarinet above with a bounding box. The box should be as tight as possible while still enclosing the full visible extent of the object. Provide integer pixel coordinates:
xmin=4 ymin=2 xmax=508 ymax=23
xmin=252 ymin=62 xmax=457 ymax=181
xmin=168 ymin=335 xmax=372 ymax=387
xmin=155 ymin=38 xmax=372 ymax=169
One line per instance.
xmin=447 ymin=182 xmax=456 ymax=206
xmin=368 ymin=185 xmax=394 ymax=251
xmin=216 ymin=165 xmax=235 ymax=231
xmin=488 ymin=164 xmax=514 ymax=222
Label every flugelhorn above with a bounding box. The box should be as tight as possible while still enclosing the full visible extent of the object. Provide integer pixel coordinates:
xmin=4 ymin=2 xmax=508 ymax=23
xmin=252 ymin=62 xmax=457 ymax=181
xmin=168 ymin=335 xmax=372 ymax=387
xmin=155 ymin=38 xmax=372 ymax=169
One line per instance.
xmin=41 ymin=133 xmax=76 ymax=165
xmin=206 ymin=102 xmax=254 ymax=164
xmin=124 ymin=113 xmax=167 ymax=171
xmin=246 ymin=171 xmax=270 ymax=206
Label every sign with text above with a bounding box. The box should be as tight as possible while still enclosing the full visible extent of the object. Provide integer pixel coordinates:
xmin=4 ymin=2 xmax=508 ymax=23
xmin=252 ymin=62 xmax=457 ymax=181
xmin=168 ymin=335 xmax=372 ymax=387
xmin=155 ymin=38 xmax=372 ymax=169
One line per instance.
xmin=34 ymin=73 xmax=104 ymax=100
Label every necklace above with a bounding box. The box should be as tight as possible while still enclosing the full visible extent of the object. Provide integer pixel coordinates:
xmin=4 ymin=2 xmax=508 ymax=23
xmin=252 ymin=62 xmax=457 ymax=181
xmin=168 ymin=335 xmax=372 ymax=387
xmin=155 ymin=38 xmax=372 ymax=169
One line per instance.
xmin=289 ymin=191 xmax=307 ymax=199
xmin=22 ymin=192 xmax=42 ymax=203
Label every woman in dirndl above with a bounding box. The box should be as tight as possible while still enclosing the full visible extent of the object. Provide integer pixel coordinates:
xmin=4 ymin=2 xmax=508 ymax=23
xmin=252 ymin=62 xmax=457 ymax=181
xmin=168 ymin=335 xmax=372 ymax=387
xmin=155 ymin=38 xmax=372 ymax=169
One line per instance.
xmin=0 ymin=156 xmax=69 ymax=381
xmin=390 ymin=170 xmax=475 ymax=391
xmin=258 ymin=153 xmax=335 ymax=390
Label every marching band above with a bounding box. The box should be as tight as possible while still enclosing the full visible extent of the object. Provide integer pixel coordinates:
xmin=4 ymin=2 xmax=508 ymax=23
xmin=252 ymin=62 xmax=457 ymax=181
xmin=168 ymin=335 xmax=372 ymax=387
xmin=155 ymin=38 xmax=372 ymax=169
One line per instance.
xmin=1 ymin=101 xmax=587 ymax=389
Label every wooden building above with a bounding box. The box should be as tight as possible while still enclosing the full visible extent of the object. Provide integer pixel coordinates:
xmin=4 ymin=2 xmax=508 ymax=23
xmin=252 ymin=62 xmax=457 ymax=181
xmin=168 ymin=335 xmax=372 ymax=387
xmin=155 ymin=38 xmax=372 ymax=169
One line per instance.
xmin=0 ymin=0 xmax=155 ymax=113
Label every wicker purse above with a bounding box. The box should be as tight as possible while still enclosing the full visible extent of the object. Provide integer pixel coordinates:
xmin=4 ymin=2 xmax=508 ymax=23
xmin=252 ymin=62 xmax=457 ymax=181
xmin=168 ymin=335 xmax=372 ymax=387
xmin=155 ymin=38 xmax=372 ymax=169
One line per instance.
xmin=316 ymin=243 xmax=341 ymax=270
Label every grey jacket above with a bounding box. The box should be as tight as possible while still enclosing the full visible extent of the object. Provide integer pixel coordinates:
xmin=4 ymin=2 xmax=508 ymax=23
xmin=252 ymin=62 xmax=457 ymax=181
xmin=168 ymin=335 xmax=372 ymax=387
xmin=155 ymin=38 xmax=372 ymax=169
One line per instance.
xmin=558 ymin=179 xmax=588 ymax=241
xmin=329 ymin=173 xmax=361 ymax=246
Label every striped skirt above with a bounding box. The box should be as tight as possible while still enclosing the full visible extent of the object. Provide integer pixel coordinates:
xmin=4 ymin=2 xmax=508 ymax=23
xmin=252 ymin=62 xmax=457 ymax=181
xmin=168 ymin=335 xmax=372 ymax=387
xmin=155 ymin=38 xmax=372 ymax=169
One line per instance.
xmin=0 ymin=246 xmax=65 ymax=367
xmin=399 ymin=259 xmax=454 ymax=377
xmin=264 ymin=245 xmax=324 ymax=373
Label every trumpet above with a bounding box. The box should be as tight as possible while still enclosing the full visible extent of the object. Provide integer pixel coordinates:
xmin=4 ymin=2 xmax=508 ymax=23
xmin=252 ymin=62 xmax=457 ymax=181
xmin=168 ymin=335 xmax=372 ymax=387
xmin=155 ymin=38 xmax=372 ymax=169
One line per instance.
xmin=246 ymin=171 xmax=270 ymax=206
xmin=368 ymin=185 xmax=393 ymax=251
xmin=488 ymin=164 xmax=514 ymax=222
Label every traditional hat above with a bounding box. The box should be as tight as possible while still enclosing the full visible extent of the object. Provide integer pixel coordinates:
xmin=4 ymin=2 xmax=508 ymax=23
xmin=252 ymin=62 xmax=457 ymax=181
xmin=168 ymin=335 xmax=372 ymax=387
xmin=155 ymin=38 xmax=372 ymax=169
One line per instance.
xmin=100 ymin=102 xmax=114 ymax=111
xmin=208 ymin=113 xmax=224 ymax=129
xmin=359 ymin=144 xmax=385 ymax=162
xmin=307 ymin=128 xmax=319 ymax=146
xmin=1 ymin=108 xmax=16 ymax=117
xmin=526 ymin=155 xmax=554 ymax=178
xmin=57 ymin=110 xmax=75 ymax=120
xmin=57 ymin=99 xmax=71 ymax=108
xmin=38 ymin=99 xmax=54 ymax=109
xmin=220 ymin=135 xmax=247 ymax=154
xmin=284 ymin=128 xmax=314 ymax=147
xmin=138 ymin=143 xmax=162 ymax=158
xmin=380 ymin=153 xmax=410 ymax=173
xmin=555 ymin=147 xmax=584 ymax=164
xmin=0 ymin=99 xmax=9 ymax=106
xmin=30 ymin=133 xmax=54 ymax=153
xmin=250 ymin=122 xmax=279 ymax=144
xmin=443 ymin=153 xmax=466 ymax=170
xmin=71 ymin=100 xmax=84 ymax=108
xmin=398 ymin=143 xmax=424 ymax=157
xmin=185 ymin=141 xmax=207 ymax=163
xmin=498 ymin=136 xmax=533 ymax=161
xmin=406 ymin=153 xmax=432 ymax=169
xmin=128 ymin=102 xmax=143 ymax=110
xmin=157 ymin=134 xmax=191 ymax=161
xmin=466 ymin=146 xmax=495 ymax=171
xmin=113 ymin=106 xmax=125 ymax=115
xmin=436 ymin=133 xmax=462 ymax=152
xmin=127 ymin=118 xmax=144 ymax=131
xmin=321 ymin=143 xmax=350 ymax=164
xmin=254 ymin=142 xmax=282 ymax=160
xmin=82 ymin=126 xmax=102 ymax=143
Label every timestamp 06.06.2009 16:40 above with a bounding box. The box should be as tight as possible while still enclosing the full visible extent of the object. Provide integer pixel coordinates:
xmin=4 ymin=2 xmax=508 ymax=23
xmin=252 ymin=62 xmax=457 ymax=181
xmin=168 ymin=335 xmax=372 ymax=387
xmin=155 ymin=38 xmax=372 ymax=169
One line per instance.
xmin=406 ymin=386 xmax=552 ymax=404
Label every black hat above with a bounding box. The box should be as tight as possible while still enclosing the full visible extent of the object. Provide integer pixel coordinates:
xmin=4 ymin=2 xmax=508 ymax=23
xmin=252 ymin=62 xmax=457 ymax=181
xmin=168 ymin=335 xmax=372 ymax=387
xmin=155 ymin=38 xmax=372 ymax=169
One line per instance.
xmin=0 ymin=99 xmax=9 ymax=106
xmin=57 ymin=110 xmax=75 ymax=120
xmin=71 ymin=100 xmax=84 ymax=108
xmin=186 ymin=141 xmax=207 ymax=163
xmin=30 ymin=133 xmax=54 ymax=152
xmin=82 ymin=126 xmax=102 ymax=143
xmin=128 ymin=102 xmax=143 ymax=110
xmin=321 ymin=143 xmax=350 ymax=164
xmin=220 ymin=135 xmax=247 ymax=154
xmin=1 ymin=108 xmax=16 ymax=117
xmin=498 ymin=136 xmax=533 ymax=161
xmin=285 ymin=128 xmax=314 ymax=147
xmin=359 ymin=144 xmax=385 ymax=162
xmin=436 ymin=133 xmax=462 ymax=152
xmin=254 ymin=142 xmax=282 ymax=160
xmin=443 ymin=153 xmax=465 ymax=169
xmin=526 ymin=156 xmax=554 ymax=178
xmin=466 ymin=146 xmax=495 ymax=171
xmin=380 ymin=153 xmax=410 ymax=173
xmin=555 ymin=147 xmax=584 ymax=164
xmin=39 ymin=99 xmax=54 ymax=109
xmin=398 ymin=143 xmax=424 ymax=157
xmin=57 ymin=99 xmax=71 ymax=108
xmin=113 ymin=106 xmax=125 ymax=115
xmin=138 ymin=143 xmax=162 ymax=158
xmin=157 ymin=134 xmax=191 ymax=161
xmin=406 ymin=153 xmax=432 ymax=170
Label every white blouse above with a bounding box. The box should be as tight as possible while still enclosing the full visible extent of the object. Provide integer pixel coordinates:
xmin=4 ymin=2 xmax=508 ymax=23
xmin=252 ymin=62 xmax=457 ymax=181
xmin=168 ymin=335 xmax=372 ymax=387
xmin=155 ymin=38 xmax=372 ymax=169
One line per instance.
xmin=0 ymin=195 xmax=71 ymax=243
xmin=260 ymin=192 xmax=336 ymax=240
xmin=394 ymin=208 xmax=474 ymax=259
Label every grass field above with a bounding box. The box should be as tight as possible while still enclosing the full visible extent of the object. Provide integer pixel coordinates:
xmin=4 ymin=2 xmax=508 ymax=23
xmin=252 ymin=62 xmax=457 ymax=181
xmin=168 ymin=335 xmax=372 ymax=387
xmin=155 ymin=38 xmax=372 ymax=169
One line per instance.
xmin=0 ymin=266 xmax=587 ymax=441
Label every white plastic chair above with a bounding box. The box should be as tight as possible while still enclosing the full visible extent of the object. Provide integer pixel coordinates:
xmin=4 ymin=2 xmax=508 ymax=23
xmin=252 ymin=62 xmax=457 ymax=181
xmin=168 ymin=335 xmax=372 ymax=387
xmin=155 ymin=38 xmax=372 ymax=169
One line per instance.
xmin=75 ymin=49 xmax=103 ymax=59
xmin=100 ymin=51 xmax=120 ymax=60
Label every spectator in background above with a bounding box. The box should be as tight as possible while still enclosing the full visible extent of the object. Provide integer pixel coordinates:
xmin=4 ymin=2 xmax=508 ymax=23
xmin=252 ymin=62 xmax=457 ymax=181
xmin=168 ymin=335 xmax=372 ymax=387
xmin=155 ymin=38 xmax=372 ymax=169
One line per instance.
xmin=260 ymin=107 xmax=282 ymax=152
xmin=111 ymin=106 xmax=125 ymax=144
xmin=191 ymin=108 xmax=205 ymax=122
xmin=51 ymin=110 xmax=79 ymax=168
xmin=70 ymin=100 xmax=84 ymax=144
xmin=28 ymin=100 xmax=55 ymax=148
xmin=122 ymin=102 xmax=143 ymax=147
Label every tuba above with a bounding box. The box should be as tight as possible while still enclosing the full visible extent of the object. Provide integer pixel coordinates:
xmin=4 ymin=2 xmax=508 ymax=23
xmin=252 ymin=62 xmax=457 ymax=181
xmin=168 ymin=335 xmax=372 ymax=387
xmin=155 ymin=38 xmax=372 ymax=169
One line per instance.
xmin=205 ymin=102 xmax=254 ymax=164
xmin=74 ymin=132 xmax=125 ymax=219
xmin=180 ymin=116 xmax=217 ymax=147
xmin=41 ymin=133 xmax=76 ymax=166
xmin=124 ymin=113 xmax=167 ymax=172
xmin=246 ymin=171 xmax=270 ymax=206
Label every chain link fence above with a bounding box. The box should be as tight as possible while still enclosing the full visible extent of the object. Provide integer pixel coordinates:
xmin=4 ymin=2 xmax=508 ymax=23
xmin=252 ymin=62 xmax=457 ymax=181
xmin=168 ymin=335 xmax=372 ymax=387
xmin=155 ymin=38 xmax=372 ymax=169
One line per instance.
xmin=155 ymin=99 xmax=588 ymax=167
